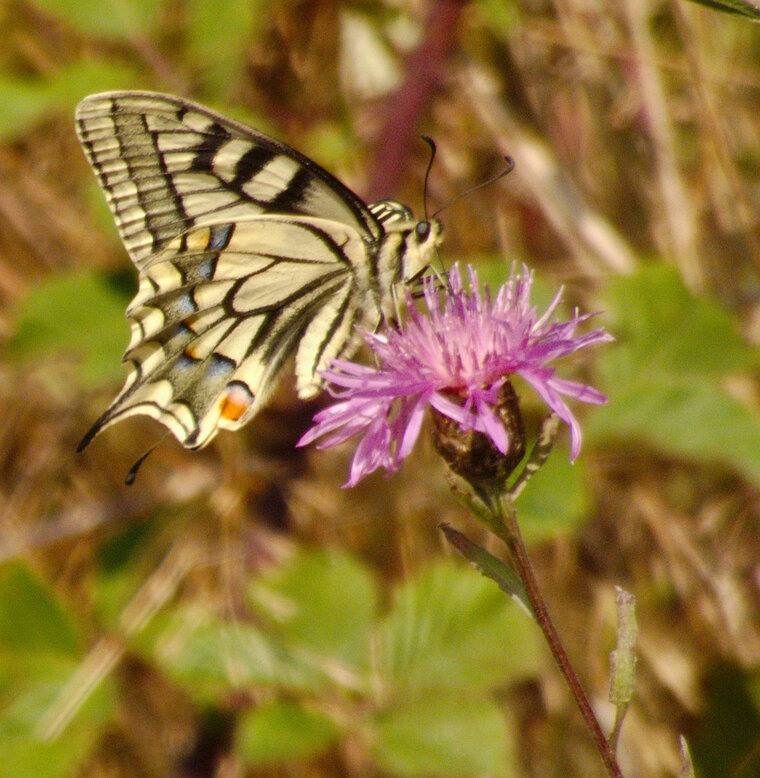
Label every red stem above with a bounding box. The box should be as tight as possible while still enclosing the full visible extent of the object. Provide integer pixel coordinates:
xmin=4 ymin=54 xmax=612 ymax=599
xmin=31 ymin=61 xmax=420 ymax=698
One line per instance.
xmin=496 ymin=500 xmax=625 ymax=778
xmin=364 ymin=0 xmax=470 ymax=202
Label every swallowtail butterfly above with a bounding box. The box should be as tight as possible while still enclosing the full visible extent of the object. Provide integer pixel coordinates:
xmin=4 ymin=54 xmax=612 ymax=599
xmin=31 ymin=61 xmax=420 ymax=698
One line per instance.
xmin=75 ymin=92 xmax=442 ymax=451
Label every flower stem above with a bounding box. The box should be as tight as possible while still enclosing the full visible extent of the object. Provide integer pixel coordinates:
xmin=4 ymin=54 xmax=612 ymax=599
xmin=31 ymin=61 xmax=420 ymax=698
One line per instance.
xmin=489 ymin=493 xmax=625 ymax=778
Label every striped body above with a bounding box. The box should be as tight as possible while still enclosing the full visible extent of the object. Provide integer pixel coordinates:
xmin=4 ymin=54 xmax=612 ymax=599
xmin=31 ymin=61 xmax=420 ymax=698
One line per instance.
xmin=75 ymin=92 xmax=442 ymax=449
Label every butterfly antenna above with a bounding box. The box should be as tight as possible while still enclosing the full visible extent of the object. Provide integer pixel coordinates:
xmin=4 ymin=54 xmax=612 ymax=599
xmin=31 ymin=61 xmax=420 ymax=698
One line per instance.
xmin=125 ymin=436 xmax=166 ymax=486
xmin=421 ymin=135 xmax=437 ymax=220
xmin=431 ymin=156 xmax=515 ymax=220
xmin=418 ymin=136 xmax=450 ymax=285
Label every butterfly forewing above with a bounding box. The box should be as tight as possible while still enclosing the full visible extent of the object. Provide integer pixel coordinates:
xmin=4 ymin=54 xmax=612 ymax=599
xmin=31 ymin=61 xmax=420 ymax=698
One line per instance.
xmin=75 ymin=91 xmax=382 ymax=265
xmin=76 ymin=91 xmax=442 ymax=451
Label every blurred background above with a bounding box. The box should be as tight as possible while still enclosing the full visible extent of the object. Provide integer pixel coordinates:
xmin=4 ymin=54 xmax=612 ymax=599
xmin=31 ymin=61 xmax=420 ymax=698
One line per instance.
xmin=2 ymin=0 xmax=760 ymax=776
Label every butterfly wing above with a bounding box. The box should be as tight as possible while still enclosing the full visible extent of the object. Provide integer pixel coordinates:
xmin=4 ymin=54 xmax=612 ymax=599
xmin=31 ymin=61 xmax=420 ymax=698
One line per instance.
xmin=74 ymin=91 xmax=394 ymax=450
xmin=75 ymin=91 xmax=382 ymax=266
xmin=78 ymin=216 xmax=370 ymax=450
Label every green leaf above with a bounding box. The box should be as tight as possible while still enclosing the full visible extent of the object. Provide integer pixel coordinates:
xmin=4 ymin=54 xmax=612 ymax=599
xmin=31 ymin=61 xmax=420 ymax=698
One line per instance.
xmin=593 ymin=378 xmax=760 ymax=482
xmin=250 ymin=549 xmax=377 ymax=673
xmin=683 ymin=0 xmax=760 ymax=20
xmin=514 ymin=449 xmax=589 ymax=540
xmin=0 ymin=659 xmax=113 ymax=778
xmin=0 ymin=563 xmax=79 ymax=657
xmin=237 ymin=699 xmax=338 ymax=767
xmin=7 ymin=270 xmax=130 ymax=387
xmin=186 ymin=0 xmax=266 ymax=94
xmin=374 ymin=695 xmax=516 ymax=778
xmin=439 ymin=524 xmax=530 ymax=614
xmin=300 ymin=124 xmax=353 ymax=174
xmin=0 ymin=62 xmax=139 ymax=140
xmin=589 ymin=264 xmax=760 ymax=484
xmin=477 ymin=257 xmax=560 ymax=314
xmin=0 ymin=565 xmax=114 ymax=778
xmin=30 ymin=0 xmax=160 ymax=37
xmin=477 ymin=0 xmax=521 ymax=32
xmin=689 ymin=663 xmax=760 ymax=776
xmin=378 ymin=561 xmax=541 ymax=695
xmin=601 ymin=264 xmax=755 ymax=378
xmin=146 ymin=613 xmax=327 ymax=701
xmin=90 ymin=518 xmax=164 ymax=630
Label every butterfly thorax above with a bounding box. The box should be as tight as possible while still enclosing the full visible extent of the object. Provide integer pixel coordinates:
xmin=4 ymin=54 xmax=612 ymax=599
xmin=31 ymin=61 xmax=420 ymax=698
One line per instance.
xmin=368 ymin=199 xmax=443 ymax=321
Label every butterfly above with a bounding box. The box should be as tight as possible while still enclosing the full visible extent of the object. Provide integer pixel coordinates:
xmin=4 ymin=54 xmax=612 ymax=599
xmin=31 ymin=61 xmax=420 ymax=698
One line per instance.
xmin=75 ymin=91 xmax=443 ymax=452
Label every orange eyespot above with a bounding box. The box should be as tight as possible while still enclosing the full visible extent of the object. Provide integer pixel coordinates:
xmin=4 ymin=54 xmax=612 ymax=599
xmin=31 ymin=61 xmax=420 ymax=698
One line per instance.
xmin=219 ymin=385 xmax=253 ymax=421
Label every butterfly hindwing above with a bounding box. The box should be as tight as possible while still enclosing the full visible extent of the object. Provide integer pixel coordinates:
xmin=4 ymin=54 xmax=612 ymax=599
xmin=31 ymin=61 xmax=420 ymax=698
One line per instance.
xmin=75 ymin=91 xmax=382 ymax=266
xmin=79 ymin=216 xmax=365 ymax=450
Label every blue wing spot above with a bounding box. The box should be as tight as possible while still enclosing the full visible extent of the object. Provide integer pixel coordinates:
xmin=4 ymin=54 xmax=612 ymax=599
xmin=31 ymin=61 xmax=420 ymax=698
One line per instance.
xmin=207 ymin=352 xmax=236 ymax=377
xmin=208 ymin=223 xmax=233 ymax=251
xmin=168 ymin=290 xmax=198 ymax=317
xmin=176 ymin=351 xmax=199 ymax=371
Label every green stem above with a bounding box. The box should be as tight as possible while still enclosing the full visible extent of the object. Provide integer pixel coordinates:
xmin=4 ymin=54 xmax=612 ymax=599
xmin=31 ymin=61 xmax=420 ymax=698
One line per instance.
xmin=489 ymin=494 xmax=625 ymax=778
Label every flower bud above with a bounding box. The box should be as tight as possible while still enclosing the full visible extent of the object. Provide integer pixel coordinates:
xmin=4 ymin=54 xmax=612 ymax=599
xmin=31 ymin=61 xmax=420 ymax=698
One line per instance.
xmin=431 ymin=380 xmax=526 ymax=486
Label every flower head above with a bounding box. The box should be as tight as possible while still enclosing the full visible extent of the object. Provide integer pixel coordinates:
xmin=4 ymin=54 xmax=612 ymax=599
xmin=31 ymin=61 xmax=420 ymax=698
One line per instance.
xmin=298 ymin=264 xmax=612 ymax=486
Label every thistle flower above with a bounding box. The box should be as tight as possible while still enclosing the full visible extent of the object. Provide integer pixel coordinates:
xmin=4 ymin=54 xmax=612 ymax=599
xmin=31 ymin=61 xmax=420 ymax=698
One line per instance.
xmin=298 ymin=264 xmax=612 ymax=486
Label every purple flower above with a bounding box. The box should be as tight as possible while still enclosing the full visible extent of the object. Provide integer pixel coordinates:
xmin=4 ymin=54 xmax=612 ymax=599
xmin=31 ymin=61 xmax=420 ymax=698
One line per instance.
xmin=298 ymin=264 xmax=613 ymax=486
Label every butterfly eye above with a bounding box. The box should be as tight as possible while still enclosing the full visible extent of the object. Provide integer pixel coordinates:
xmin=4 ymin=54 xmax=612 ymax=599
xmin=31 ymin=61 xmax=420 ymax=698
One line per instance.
xmin=415 ymin=221 xmax=431 ymax=241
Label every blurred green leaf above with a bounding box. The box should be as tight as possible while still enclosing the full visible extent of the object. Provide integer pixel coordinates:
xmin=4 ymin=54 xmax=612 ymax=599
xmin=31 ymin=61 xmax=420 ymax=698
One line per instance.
xmin=237 ymin=699 xmax=338 ymax=767
xmin=301 ymin=123 xmax=354 ymax=177
xmin=0 ymin=563 xmax=79 ymax=657
xmin=601 ymin=264 xmax=755 ymax=377
xmin=477 ymin=0 xmax=521 ymax=32
xmin=378 ymin=561 xmax=541 ymax=695
xmin=476 ymin=256 xmax=560 ymax=314
xmin=145 ymin=613 xmax=327 ymax=702
xmin=0 ymin=564 xmax=113 ymax=778
xmin=250 ymin=549 xmax=377 ymax=672
xmin=589 ymin=264 xmax=760 ymax=484
xmin=0 ymin=661 xmax=113 ymax=778
xmin=90 ymin=518 xmax=161 ymax=629
xmin=30 ymin=0 xmax=160 ymax=37
xmin=515 ymin=448 xmax=589 ymax=540
xmin=186 ymin=0 xmax=266 ymax=95
xmin=8 ymin=270 xmax=130 ymax=387
xmin=374 ymin=695 xmax=515 ymax=778
xmin=594 ymin=379 xmax=760 ymax=480
xmin=0 ymin=62 xmax=139 ymax=140
xmin=683 ymin=0 xmax=760 ymax=20
xmin=690 ymin=663 xmax=760 ymax=776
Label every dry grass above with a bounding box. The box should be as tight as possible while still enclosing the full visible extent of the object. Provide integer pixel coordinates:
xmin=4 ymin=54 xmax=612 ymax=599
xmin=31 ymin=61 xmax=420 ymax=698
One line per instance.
xmin=2 ymin=1 xmax=760 ymax=776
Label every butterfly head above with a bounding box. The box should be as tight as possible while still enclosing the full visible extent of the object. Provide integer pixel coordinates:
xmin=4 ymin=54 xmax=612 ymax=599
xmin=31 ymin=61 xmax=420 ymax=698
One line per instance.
xmin=369 ymin=199 xmax=443 ymax=282
xmin=399 ymin=216 xmax=444 ymax=282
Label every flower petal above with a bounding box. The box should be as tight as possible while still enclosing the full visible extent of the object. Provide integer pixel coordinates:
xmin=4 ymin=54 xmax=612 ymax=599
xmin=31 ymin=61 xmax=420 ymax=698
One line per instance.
xmin=299 ymin=262 xmax=612 ymax=484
